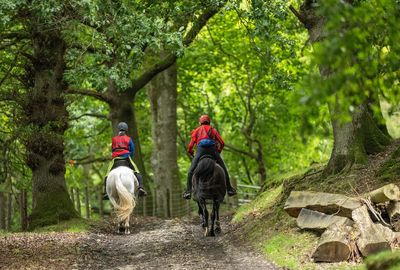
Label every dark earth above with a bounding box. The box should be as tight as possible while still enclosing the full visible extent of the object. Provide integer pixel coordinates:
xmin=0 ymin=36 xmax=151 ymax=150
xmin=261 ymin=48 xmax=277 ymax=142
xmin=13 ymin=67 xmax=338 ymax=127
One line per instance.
xmin=0 ymin=216 xmax=281 ymax=270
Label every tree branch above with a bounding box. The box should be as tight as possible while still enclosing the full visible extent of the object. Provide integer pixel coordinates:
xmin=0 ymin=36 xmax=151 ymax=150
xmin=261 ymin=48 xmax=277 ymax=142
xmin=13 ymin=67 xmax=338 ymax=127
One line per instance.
xmin=69 ymin=113 xmax=109 ymax=121
xmin=66 ymin=88 xmax=113 ymax=104
xmin=72 ymin=156 xmax=111 ymax=165
xmin=289 ymin=5 xmax=307 ymax=27
xmin=224 ymin=143 xmax=257 ymax=159
xmin=127 ymin=2 xmax=226 ymax=97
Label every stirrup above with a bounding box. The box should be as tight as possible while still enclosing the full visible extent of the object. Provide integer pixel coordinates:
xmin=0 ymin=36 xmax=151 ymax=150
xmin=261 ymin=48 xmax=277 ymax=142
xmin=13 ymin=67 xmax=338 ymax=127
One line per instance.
xmin=138 ymin=187 xmax=147 ymax=197
xmin=183 ymin=190 xmax=192 ymax=200
xmin=227 ymin=187 xmax=237 ymax=197
xmin=102 ymin=193 xmax=109 ymax=200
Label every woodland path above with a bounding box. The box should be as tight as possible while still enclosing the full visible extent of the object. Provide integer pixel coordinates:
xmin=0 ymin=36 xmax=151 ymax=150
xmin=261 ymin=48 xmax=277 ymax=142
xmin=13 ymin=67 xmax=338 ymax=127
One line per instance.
xmin=0 ymin=215 xmax=280 ymax=270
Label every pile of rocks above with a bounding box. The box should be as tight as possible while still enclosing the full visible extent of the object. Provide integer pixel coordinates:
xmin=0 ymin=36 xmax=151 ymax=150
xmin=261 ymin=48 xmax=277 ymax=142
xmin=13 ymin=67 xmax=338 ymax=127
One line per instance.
xmin=284 ymin=184 xmax=400 ymax=262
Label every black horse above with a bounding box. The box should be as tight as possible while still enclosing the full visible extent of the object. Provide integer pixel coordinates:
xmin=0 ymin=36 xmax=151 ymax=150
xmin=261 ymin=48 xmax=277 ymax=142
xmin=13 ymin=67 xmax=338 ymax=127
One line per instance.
xmin=192 ymin=156 xmax=226 ymax=237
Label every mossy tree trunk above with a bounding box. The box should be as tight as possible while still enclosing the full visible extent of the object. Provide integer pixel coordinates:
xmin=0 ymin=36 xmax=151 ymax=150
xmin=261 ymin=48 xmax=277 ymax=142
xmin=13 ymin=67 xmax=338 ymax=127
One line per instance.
xmin=23 ymin=28 xmax=77 ymax=229
xmin=293 ymin=0 xmax=391 ymax=175
xmin=326 ymin=102 xmax=391 ymax=174
xmin=148 ymin=62 xmax=184 ymax=218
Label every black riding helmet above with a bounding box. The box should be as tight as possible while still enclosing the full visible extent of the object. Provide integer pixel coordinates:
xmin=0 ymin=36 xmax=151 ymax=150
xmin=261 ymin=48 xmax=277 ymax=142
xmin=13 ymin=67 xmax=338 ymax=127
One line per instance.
xmin=117 ymin=122 xmax=128 ymax=132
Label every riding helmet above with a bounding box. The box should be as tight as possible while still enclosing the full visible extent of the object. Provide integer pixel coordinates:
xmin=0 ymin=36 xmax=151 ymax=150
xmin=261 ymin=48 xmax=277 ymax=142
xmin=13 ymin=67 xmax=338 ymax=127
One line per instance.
xmin=199 ymin=115 xmax=211 ymax=124
xmin=117 ymin=122 xmax=129 ymax=131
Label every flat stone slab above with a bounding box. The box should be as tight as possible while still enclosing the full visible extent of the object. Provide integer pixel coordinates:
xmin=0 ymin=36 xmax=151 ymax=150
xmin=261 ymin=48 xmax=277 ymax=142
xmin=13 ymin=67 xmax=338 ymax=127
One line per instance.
xmin=296 ymin=208 xmax=353 ymax=233
xmin=284 ymin=191 xmax=363 ymax=218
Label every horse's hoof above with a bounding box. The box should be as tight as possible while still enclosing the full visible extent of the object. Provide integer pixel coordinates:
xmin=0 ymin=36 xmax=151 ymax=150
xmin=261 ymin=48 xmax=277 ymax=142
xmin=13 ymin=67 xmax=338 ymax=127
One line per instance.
xmin=204 ymin=227 xmax=209 ymax=237
xmin=215 ymin=226 xmax=222 ymax=235
xmin=209 ymin=230 xmax=215 ymax=237
xmin=125 ymin=230 xmax=130 ymax=235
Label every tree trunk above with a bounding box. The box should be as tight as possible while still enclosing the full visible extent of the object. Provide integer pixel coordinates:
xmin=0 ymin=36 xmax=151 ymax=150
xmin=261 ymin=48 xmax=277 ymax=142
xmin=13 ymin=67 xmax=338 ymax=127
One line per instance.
xmin=0 ymin=193 xmax=5 ymax=230
xmin=295 ymin=1 xmax=391 ymax=175
xmin=352 ymin=205 xmax=391 ymax=257
xmin=83 ymin=165 xmax=90 ymax=219
xmin=75 ymin=188 xmax=81 ymax=216
xmin=6 ymin=193 xmax=12 ymax=230
xmin=147 ymin=62 xmax=184 ymax=218
xmin=98 ymin=185 xmax=104 ymax=218
xmin=20 ymin=191 xmax=28 ymax=231
xmin=325 ymin=102 xmax=391 ymax=174
xmin=23 ymin=28 xmax=76 ymax=229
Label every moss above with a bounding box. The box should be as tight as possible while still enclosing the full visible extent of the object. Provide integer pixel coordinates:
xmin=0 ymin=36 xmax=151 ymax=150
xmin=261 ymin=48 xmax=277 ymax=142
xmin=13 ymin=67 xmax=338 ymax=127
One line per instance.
xmin=33 ymin=218 xmax=90 ymax=233
xmin=376 ymin=147 xmax=400 ymax=182
xmin=364 ymin=250 xmax=400 ymax=270
xmin=29 ymin=187 xmax=78 ymax=230
xmin=233 ymin=185 xmax=282 ymax=223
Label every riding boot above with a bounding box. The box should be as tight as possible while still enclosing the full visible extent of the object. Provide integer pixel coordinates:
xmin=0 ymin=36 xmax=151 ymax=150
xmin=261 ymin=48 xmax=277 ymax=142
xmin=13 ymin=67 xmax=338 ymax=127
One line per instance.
xmin=134 ymin=172 xmax=147 ymax=197
xmin=102 ymin=176 xmax=109 ymax=200
xmin=183 ymin=172 xmax=193 ymax=200
xmin=215 ymin=153 xmax=237 ymax=197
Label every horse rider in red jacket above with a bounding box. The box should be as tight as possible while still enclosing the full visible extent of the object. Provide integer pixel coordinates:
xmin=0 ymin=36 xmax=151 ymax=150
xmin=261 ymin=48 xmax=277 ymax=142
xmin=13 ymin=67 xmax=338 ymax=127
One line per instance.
xmin=103 ymin=122 xmax=147 ymax=199
xmin=183 ymin=115 xmax=237 ymax=200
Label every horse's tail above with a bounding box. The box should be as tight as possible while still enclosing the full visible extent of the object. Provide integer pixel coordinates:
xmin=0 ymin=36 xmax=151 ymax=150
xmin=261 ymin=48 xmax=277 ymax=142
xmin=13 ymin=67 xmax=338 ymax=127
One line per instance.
xmin=108 ymin=173 xmax=136 ymax=222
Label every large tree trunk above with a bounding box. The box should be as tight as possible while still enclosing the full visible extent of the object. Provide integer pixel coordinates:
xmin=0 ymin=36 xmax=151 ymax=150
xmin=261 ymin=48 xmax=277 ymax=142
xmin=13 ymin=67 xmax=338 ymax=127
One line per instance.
xmin=295 ymin=1 xmax=390 ymax=175
xmin=108 ymin=80 xmax=153 ymax=215
xmin=148 ymin=62 xmax=184 ymax=218
xmin=325 ymin=102 xmax=391 ymax=174
xmin=24 ymin=28 xmax=77 ymax=229
xmin=0 ymin=193 xmax=5 ymax=230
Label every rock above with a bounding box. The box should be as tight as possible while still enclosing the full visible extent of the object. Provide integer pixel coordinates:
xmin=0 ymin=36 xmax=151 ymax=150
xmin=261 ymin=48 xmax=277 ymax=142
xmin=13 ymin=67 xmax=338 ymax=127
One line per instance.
xmin=284 ymin=191 xmax=362 ymax=218
xmin=366 ymin=184 xmax=400 ymax=203
xmin=296 ymin=208 xmax=353 ymax=233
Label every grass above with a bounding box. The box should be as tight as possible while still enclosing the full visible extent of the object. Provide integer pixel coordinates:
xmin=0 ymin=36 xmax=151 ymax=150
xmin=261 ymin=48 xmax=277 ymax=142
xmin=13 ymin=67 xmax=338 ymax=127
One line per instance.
xmin=233 ymin=185 xmax=282 ymax=223
xmin=33 ymin=218 xmax=91 ymax=233
xmin=231 ymin=169 xmax=378 ymax=270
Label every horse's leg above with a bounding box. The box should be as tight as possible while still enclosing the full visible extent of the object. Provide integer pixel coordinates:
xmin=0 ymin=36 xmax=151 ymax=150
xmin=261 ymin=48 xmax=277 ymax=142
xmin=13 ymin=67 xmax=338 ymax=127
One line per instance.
xmin=118 ymin=221 xmax=124 ymax=234
xmin=209 ymin=200 xmax=217 ymax=237
xmin=199 ymin=199 xmax=209 ymax=236
xmin=197 ymin=202 xmax=205 ymax=226
xmin=125 ymin=214 xmax=130 ymax=235
xmin=214 ymin=200 xmax=221 ymax=234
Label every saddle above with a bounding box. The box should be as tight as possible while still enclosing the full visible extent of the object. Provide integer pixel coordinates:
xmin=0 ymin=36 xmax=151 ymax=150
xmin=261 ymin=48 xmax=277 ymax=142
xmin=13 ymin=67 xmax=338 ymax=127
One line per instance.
xmin=112 ymin=158 xmax=132 ymax=170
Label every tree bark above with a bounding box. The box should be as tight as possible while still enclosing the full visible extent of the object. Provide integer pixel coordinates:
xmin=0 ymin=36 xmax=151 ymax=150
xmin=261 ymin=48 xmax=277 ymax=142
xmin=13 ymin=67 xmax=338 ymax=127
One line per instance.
xmin=293 ymin=1 xmax=391 ymax=175
xmin=325 ymin=102 xmax=391 ymax=174
xmin=6 ymin=193 xmax=12 ymax=230
xmin=23 ymin=27 xmax=77 ymax=229
xmin=352 ymin=205 xmax=391 ymax=257
xmin=0 ymin=193 xmax=5 ymax=230
xmin=312 ymin=223 xmax=353 ymax=262
xmin=75 ymin=188 xmax=81 ymax=216
xmin=148 ymin=62 xmax=184 ymax=218
xmin=20 ymin=191 xmax=28 ymax=231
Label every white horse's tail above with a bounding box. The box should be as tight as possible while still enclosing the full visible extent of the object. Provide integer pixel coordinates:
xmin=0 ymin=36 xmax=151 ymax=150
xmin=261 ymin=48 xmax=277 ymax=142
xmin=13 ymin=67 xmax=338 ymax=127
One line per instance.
xmin=108 ymin=172 xmax=136 ymax=223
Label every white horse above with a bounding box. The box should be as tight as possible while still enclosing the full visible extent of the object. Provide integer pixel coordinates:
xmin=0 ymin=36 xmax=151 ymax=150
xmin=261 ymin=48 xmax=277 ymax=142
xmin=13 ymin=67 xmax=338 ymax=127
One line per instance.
xmin=106 ymin=166 xmax=137 ymax=234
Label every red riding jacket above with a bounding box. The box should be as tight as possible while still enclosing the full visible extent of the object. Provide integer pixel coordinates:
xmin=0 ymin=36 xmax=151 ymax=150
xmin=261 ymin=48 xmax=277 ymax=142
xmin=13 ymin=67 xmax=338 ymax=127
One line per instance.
xmin=187 ymin=124 xmax=224 ymax=155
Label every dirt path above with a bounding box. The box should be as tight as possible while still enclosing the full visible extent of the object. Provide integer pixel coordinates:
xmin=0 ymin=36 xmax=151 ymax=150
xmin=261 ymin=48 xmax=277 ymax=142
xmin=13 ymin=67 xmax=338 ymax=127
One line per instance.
xmin=1 ymin=216 xmax=280 ymax=270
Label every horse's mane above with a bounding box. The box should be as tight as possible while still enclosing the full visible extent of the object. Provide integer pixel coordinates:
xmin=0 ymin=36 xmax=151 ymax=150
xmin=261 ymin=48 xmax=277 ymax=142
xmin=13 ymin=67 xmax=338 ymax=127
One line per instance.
xmin=194 ymin=157 xmax=216 ymax=183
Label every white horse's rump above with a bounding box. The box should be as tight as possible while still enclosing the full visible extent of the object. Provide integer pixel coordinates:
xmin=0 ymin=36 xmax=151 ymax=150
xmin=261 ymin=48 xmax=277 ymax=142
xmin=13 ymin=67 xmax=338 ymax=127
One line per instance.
xmin=106 ymin=166 xmax=137 ymax=234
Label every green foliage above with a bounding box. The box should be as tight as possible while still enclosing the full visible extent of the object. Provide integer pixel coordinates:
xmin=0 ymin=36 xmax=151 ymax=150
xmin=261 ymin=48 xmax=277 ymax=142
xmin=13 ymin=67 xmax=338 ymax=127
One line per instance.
xmin=301 ymin=0 xmax=400 ymax=113
xmin=364 ymin=250 xmax=400 ymax=270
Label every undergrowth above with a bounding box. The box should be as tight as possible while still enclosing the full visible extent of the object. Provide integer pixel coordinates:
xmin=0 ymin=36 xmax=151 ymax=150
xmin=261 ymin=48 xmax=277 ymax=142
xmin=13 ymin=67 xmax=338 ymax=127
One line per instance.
xmin=232 ymin=141 xmax=400 ymax=270
xmin=33 ymin=218 xmax=90 ymax=233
